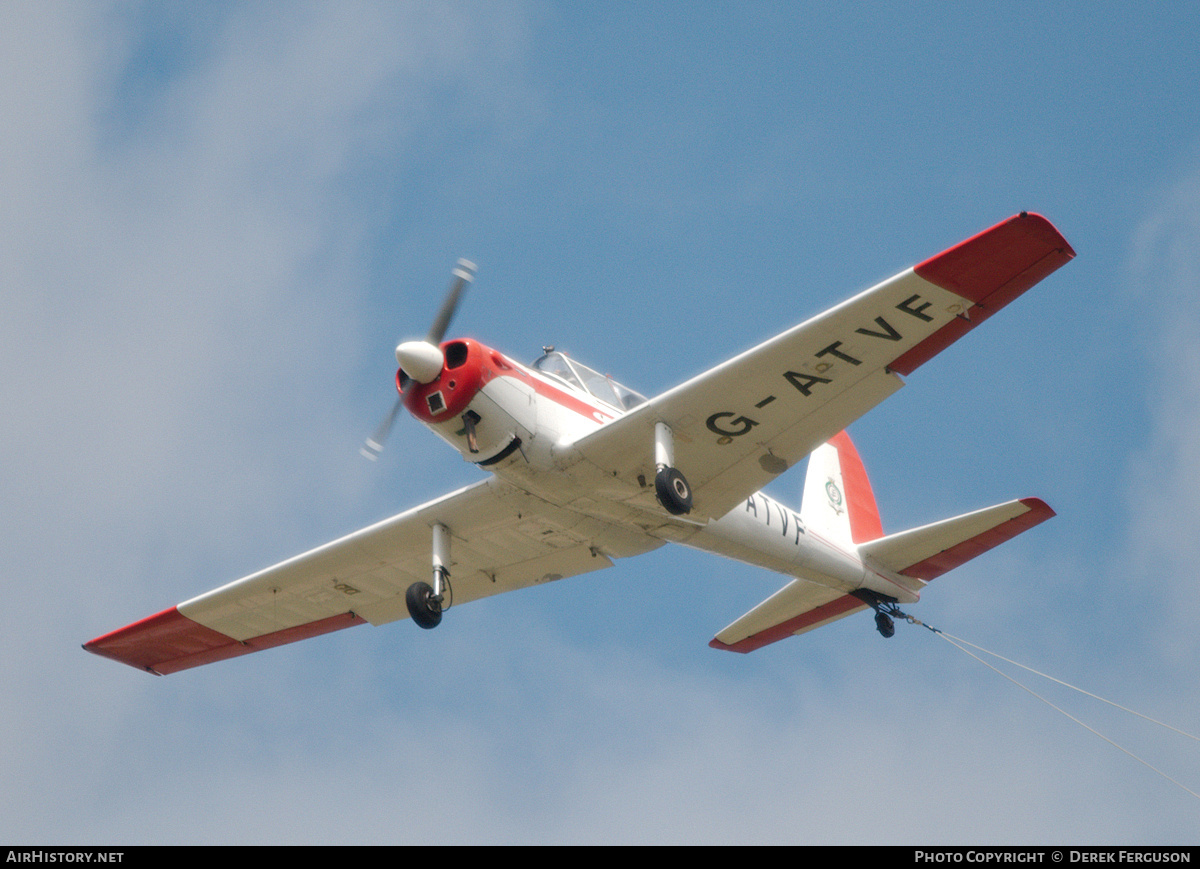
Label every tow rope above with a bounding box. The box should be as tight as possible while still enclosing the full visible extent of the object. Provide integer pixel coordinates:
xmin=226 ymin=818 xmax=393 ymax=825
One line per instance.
xmin=888 ymin=607 xmax=1200 ymax=802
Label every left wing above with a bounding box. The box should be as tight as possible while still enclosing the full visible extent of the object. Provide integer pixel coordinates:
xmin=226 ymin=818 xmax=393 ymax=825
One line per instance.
xmin=565 ymin=213 xmax=1073 ymax=520
xmin=85 ymin=478 xmax=661 ymax=674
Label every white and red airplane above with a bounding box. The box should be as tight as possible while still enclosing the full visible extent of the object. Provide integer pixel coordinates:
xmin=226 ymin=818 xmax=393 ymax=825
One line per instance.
xmin=85 ymin=212 xmax=1074 ymax=675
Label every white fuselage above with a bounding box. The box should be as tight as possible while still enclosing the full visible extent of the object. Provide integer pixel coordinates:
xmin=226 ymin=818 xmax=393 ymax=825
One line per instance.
xmin=410 ymin=347 xmax=919 ymax=606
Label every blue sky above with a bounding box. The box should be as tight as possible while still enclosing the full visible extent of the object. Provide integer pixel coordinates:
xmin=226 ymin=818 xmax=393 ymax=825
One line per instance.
xmin=4 ymin=1 xmax=1200 ymax=844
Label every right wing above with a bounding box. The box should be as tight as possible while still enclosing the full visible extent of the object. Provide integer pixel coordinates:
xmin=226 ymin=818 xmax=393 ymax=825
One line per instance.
xmin=85 ymin=478 xmax=661 ymax=675
xmin=565 ymin=213 xmax=1074 ymax=522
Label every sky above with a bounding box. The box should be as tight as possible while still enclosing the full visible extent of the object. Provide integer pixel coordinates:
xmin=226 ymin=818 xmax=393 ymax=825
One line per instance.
xmin=3 ymin=1 xmax=1199 ymax=845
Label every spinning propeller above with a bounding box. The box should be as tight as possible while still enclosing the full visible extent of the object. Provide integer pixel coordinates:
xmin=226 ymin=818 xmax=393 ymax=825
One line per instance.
xmin=360 ymin=258 xmax=477 ymax=461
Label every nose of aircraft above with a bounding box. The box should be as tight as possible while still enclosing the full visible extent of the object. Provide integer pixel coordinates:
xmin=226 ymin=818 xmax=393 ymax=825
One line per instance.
xmin=395 ymin=340 xmax=445 ymax=383
xmin=360 ymin=259 xmax=477 ymax=461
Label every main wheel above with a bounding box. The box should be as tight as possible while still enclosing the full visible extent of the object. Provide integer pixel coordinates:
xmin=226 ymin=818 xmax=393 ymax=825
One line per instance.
xmin=655 ymin=466 xmax=693 ymax=515
xmin=874 ymin=610 xmax=895 ymax=639
xmin=406 ymin=581 xmax=443 ymax=630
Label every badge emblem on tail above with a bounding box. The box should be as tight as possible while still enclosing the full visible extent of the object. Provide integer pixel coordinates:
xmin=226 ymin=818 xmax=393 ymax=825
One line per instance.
xmin=825 ymin=478 xmax=844 ymax=515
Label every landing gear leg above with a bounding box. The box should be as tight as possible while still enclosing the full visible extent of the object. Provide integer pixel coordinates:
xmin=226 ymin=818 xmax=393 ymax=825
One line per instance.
xmin=653 ymin=422 xmax=693 ymax=515
xmin=406 ymin=523 xmax=450 ymax=629
xmin=853 ymin=589 xmax=901 ymax=639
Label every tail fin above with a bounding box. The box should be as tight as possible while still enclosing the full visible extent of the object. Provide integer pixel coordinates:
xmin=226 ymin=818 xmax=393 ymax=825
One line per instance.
xmin=801 ymin=430 xmax=884 ymax=546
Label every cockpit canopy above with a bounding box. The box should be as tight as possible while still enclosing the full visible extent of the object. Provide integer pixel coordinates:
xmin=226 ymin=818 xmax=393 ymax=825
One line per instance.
xmin=532 ymin=350 xmax=647 ymax=411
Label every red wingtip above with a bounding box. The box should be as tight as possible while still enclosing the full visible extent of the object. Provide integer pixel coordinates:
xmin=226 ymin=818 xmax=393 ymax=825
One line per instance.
xmin=914 ymin=212 xmax=1075 ymax=303
xmin=85 ymin=607 xmax=367 ymax=675
xmin=84 ymin=607 xmax=223 ymax=675
xmin=891 ymin=213 xmax=1075 ymax=376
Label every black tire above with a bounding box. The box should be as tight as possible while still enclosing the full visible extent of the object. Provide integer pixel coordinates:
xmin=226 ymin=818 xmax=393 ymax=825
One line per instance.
xmin=655 ymin=466 xmax=693 ymax=515
xmin=874 ymin=611 xmax=895 ymax=639
xmin=406 ymin=581 xmax=443 ymax=630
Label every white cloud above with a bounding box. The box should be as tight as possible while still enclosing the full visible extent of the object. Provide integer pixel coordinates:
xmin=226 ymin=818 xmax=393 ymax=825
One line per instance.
xmin=1124 ymin=165 xmax=1200 ymax=663
xmin=0 ymin=1 xmax=538 ymax=843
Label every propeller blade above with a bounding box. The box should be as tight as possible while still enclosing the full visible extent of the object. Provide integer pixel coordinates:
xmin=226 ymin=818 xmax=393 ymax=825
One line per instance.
xmin=426 ymin=258 xmax=477 ymax=345
xmin=360 ymin=395 xmax=404 ymax=461
xmin=361 ymin=258 xmax=477 ymax=461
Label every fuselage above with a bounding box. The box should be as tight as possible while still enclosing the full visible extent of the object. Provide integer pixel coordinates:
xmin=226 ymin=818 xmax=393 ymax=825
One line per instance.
xmin=398 ymin=339 xmax=920 ymax=605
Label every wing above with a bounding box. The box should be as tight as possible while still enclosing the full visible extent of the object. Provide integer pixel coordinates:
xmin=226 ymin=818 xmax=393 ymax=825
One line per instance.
xmin=565 ymin=213 xmax=1074 ymax=520
xmin=85 ymin=478 xmax=662 ymax=674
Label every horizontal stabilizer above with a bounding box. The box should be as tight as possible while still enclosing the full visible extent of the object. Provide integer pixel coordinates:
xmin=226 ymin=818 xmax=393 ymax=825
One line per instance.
xmin=709 ymin=497 xmax=1054 ymax=654
xmin=709 ymin=584 xmax=866 ymax=654
xmin=858 ymin=497 xmax=1054 ymax=581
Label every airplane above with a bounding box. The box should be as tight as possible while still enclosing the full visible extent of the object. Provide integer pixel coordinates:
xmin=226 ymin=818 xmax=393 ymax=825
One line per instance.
xmin=84 ymin=212 xmax=1074 ymax=675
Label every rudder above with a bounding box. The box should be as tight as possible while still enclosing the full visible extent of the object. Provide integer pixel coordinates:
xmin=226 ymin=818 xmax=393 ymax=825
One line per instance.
xmin=801 ymin=430 xmax=884 ymax=547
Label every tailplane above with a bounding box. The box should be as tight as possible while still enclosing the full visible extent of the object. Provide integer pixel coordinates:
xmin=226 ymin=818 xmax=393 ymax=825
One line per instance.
xmin=857 ymin=497 xmax=1055 ymax=582
xmin=800 ymin=431 xmax=1054 ymax=579
xmin=711 ymin=430 xmax=1055 ymax=653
